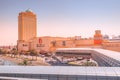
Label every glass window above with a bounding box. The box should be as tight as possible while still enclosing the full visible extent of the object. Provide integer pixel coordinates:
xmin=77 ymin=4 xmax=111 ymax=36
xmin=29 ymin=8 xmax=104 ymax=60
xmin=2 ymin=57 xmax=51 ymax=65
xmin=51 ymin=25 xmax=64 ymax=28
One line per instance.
xmin=77 ymin=75 xmax=86 ymax=80
xmin=87 ymin=76 xmax=96 ymax=80
xmin=15 ymin=74 xmax=24 ymax=77
xmin=40 ymin=74 xmax=48 ymax=79
xmin=49 ymin=75 xmax=58 ymax=80
xmin=7 ymin=74 xmax=15 ymax=77
xmin=97 ymin=76 xmax=107 ymax=80
xmin=77 ymin=78 xmax=86 ymax=80
xmin=23 ymin=74 xmax=32 ymax=78
xmin=49 ymin=77 xmax=58 ymax=80
xmin=58 ymin=75 xmax=67 ymax=80
xmin=67 ymin=77 xmax=76 ymax=80
xmin=107 ymin=76 xmax=118 ymax=80
xmin=31 ymin=74 xmax=40 ymax=78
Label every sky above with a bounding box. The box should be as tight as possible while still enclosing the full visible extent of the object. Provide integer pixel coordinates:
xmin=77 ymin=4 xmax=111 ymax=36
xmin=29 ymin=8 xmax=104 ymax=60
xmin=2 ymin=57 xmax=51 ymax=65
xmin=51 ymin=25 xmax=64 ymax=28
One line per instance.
xmin=0 ymin=0 xmax=120 ymax=46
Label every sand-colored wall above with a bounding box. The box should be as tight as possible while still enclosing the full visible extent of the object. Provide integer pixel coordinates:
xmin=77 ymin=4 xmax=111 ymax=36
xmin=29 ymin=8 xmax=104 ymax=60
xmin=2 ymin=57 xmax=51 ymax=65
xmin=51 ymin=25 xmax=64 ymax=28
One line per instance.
xmin=18 ymin=12 xmax=36 ymax=42
xmin=75 ymin=39 xmax=94 ymax=47
xmin=102 ymin=42 xmax=120 ymax=52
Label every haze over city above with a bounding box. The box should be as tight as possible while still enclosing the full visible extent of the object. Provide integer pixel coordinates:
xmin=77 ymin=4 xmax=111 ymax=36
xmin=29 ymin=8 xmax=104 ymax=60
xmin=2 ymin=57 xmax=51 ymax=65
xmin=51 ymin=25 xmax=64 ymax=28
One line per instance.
xmin=0 ymin=0 xmax=120 ymax=46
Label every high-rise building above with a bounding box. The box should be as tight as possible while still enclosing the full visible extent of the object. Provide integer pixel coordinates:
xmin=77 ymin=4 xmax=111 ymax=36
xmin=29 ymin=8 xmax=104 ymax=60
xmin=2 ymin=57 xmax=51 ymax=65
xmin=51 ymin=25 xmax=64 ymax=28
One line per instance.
xmin=18 ymin=9 xmax=37 ymax=42
xmin=17 ymin=9 xmax=37 ymax=51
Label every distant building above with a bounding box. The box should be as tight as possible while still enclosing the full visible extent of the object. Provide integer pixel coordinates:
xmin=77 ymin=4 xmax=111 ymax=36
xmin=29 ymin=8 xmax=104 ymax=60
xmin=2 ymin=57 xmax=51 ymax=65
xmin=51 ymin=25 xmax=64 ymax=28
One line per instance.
xmin=112 ymin=35 xmax=120 ymax=39
xmin=74 ymin=36 xmax=81 ymax=40
xmin=17 ymin=9 xmax=102 ymax=52
xmin=18 ymin=9 xmax=37 ymax=42
xmin=94 ymin=30 xmax=103 ymax=45
xmin=17 ymin=9 xmax=37 ymax=51
xmin=17 ymin=9 xmax=120 ymax=52
xmin=103 ymin=35 xmax=109 ymax=40
xmin=102 ymin=41 xmax=120 ymax=52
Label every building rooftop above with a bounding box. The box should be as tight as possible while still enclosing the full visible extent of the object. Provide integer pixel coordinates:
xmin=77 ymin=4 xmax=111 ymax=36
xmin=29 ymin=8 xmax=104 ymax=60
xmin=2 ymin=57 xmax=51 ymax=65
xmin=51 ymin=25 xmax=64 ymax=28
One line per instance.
xmin=0 ymin=66 xmax=120 ymax=77
xmin=25 ymin=8 xmax=33 ymax=12
xmin=0 ymin=76 xmax=46 ymax=80
xmin=56 ymin=48 xmax=120 ymax=63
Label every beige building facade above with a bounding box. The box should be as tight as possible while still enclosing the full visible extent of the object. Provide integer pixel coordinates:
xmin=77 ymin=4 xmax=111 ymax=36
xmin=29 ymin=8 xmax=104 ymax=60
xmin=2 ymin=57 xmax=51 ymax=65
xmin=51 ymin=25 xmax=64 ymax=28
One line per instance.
xmin=102 ymin=41 xmax=120 ymax=52
xmin=18 ymin=9 xmax=37 ymax=42
xmin=17 ymin=9 xmax=37 ymax=51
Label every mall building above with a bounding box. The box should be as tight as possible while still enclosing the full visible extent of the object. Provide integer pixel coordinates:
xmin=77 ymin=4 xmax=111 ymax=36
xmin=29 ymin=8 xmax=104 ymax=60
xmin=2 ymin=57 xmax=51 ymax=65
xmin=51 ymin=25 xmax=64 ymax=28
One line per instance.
xmin=17 ymin=9 xmax=120 ymax=53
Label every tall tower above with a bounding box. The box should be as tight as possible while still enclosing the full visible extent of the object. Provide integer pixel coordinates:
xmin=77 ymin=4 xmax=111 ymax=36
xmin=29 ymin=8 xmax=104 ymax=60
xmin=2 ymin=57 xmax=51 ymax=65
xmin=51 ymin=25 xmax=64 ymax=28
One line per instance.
xmin=18 ymin=9 xmax=37 ymax=42
xmin=94 ymin=30 xmax=103 ymax=45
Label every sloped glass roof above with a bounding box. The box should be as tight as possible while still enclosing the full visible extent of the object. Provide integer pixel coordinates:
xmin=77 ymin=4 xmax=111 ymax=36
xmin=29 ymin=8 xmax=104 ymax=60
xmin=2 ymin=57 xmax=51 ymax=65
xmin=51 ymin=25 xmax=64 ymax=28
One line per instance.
xmin=56 ymin=48 xmax=120 ymax=62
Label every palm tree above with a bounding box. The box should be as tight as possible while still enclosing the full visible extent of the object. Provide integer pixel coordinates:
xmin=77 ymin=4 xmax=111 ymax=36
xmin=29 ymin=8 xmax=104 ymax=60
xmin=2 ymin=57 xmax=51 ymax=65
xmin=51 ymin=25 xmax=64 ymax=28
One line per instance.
xmin=0 ymin=49 xmax=3 ymax=55
xmin=24 ymin=51 xmax=30 ymax=59
xmin=6 ymin=51 xmax=10 ymax=57
xmin=14 ymin=50 xmax=19 ymax=58
xmin=11 ymin=48 xmax=19 ymax=58
xmin=0 ymin=49 xmax=2 ymax=54
xmin=34 ymin=51 xmax=39 ymax=60
xmin=23 ymin=59 xmax=28 ymax=65
xmin=3 ymin=50 xmax=8 ymax=56
xmin=29 ymin=50 xmax=38 ymax=60
xmin=19 ymin=51 xmax=24 ymax=58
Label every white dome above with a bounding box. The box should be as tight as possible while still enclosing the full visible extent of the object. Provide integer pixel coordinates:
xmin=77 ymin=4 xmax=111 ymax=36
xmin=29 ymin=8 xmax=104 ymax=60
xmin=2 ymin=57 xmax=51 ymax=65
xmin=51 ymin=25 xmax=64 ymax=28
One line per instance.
xmin=26 ymin=9 xmax=33 ymax=12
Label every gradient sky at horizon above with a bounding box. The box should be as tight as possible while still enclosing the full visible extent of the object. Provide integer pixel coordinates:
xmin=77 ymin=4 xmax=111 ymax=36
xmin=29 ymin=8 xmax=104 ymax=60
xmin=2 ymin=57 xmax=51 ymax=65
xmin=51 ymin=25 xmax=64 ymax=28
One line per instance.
xmin=0 ymin=0 xmax=120 ymax=46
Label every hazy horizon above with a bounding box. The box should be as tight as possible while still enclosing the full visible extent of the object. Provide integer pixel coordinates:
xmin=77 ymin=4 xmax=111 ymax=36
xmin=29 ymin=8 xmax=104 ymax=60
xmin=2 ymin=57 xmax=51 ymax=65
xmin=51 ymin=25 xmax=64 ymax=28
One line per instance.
xmin=0 ymin=0 xmax=120 ymax=46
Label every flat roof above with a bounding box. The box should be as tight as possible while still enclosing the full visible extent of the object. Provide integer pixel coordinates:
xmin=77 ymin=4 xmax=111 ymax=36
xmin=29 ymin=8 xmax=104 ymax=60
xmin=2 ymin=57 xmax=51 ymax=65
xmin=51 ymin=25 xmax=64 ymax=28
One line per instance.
xmin=0 ymin=66 xmax=120 ymax=77
xmin=0 ymin=76 xmax=46 ymax=80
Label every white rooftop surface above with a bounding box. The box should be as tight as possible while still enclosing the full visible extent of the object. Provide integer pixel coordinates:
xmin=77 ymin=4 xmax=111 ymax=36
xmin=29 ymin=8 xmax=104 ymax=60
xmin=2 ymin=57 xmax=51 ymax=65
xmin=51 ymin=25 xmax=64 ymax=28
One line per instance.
xmin=56 ymin=48 xmax=120 ymax=62
xmin=0 ymin=76 xmax=46 ymax=80
xmin=0 ymin=66 xmax=120 ymax=77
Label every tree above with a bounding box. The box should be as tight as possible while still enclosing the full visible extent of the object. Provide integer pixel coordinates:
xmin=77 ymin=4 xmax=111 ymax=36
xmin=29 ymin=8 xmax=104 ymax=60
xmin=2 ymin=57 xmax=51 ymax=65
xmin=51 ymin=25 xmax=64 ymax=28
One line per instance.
xmin=29 ymin=50 xmax=38 ymax=60
xmin=0 ymin=49 xmax=3 ymax=55
xmin=19 ymin=51 xmax=24 ymax=58
xmin=3 ymin=50 xmax=8 ymax=56
xmin=18 ymin=59 xmax=29 ymax=66
xmin=14 ymin=50 xmax=19 ymax=58
xmin=82 ymin=61 xmax=97 ymax=66
xmin=11 ymin=48 xmax=19 ymax=58
xmin=23 ymin=59 xmax=28 ymax=65
xmin=24 ymin=51 xmax=30 ymax=59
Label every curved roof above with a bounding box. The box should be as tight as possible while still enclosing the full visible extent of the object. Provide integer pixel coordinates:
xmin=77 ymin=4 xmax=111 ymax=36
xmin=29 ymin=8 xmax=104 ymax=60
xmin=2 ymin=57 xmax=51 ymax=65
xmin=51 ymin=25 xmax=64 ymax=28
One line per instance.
xmin=25 ymin=9 xmax=33 ymax=12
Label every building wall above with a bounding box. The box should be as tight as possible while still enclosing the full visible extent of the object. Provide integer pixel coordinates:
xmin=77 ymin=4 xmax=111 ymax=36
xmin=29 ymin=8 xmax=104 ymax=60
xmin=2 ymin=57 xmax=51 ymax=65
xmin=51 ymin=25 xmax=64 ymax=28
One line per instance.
xmin=94 ymin=30 xmax=103 ymax=45
xmin=51 ymin=40 xmax=75 ymax=48
xmin=24 ymin=37 xmax=70 ymax=52
xmin=18 ymin=10 xmax=36 ymax=42
xmin=30 ymin=37 xmax=52 ymax=52
xmin=18 ymin=9 xmax=37 ymax=52
xmin=17 ymin=41 xmax=29 ymax=51
xmin=102 ymin=42 xmax=120 ymax=52
xmin=18 ymin=36 xmax=120 ymax=53
xmin=29 ymin=37 xmax=98 ymax=52
xmin=75 ymin=39 xmax=94 ymax=47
